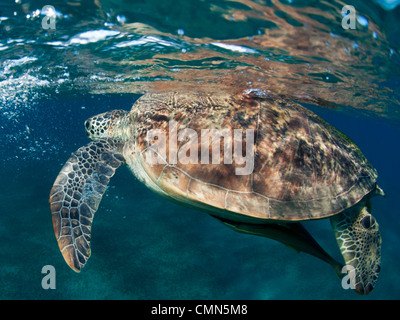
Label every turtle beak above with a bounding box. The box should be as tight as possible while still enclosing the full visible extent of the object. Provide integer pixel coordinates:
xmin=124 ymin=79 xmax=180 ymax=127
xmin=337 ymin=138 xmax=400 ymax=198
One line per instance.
xmin=84 ymin=120 xmax=91 ymax=137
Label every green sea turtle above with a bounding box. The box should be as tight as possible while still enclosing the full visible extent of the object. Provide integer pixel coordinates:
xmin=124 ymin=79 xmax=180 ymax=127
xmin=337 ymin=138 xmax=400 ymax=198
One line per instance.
xmin=49 ymin=92 xmax=384 ymax=295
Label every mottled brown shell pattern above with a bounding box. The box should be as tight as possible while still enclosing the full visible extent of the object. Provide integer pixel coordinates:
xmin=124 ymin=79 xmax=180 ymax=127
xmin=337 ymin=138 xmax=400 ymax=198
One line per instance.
xmin=130 ymin=92 xmax=377 ymax=221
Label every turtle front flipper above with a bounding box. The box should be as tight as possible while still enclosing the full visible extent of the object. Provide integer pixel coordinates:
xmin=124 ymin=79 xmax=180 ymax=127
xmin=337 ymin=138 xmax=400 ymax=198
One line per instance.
xmin=49 ymin=139 xmax=125 ymax=272
xmin=330 ymin=199 xmax=381 ymax=295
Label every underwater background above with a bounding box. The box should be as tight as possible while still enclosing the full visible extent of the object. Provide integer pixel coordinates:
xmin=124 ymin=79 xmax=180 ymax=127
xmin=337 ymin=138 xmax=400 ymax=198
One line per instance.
xmin=0 ymin=0 xmax=399 ymax=299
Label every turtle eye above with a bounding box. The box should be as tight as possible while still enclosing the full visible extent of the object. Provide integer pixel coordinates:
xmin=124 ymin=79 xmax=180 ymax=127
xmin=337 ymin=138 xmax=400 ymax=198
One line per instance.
xmin=360 ymin=215 xmax=376 ymax=229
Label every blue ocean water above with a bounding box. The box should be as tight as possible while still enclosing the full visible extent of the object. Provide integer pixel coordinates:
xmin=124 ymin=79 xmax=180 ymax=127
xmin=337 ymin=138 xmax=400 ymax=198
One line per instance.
xmin=0 ymin=0 xmax=399 ymax=300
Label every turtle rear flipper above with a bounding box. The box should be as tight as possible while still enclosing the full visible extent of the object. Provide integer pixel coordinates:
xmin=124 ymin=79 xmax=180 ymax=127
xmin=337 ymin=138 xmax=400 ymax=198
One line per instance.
xmin=330 ymin=199 xmax=381 ymax=295
xmin=213 ymin=216 xmax=344 ymax=278
xmin=49 ymin=139 xmax=125 ymax=272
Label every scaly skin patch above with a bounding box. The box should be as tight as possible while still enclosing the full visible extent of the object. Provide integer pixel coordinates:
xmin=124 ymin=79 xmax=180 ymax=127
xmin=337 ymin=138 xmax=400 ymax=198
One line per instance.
xmin=330 ymin=199 xmax=381 ymax=294
xmin=85 ymin=110 xmax=129 ymax=140
xmin=49 ymin=139 xmax=125 ymax=272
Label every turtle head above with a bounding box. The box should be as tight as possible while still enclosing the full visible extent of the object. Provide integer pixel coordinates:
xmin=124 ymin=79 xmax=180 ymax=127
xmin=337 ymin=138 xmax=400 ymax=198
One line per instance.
xmin=85 ymin=110 xmax=129 ymax=140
